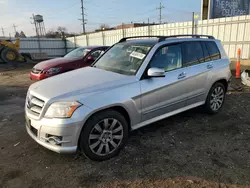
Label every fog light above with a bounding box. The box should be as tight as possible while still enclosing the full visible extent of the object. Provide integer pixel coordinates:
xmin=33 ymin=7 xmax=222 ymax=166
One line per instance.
xmin=48 ymin=136 xmax=62 ymax=145
xmin=41 ymin=135 xmax=70 ymax=146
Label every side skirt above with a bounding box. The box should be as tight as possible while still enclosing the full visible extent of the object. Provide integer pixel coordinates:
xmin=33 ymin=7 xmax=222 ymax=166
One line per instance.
xmin=132 ymin=101 xmax=205 ymax=130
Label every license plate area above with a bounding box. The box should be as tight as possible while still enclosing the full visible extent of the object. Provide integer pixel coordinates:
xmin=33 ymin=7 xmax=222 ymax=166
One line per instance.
xmin=26 ymin=116 xmax=38 ymax=137
xmin=25 ymin=115 xmax=31 ymax=128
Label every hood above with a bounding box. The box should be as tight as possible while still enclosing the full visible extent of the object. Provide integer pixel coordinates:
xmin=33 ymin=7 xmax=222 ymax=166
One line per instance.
xmin=34 ymin=57 xmax=76 ymax=70
xmin=29 ymin=67 xmax=137 ymax=101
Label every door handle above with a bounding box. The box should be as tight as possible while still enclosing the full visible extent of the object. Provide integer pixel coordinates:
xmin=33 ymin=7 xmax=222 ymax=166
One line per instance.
xmin=178 ymin=72 xmax=186 ymax=79
xmin=207 ymin=63 xmax=213 ymax=69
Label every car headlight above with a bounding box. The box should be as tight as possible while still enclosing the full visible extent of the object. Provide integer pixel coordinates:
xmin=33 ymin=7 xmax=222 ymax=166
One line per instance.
xmin=44 ymin=101 xmax=82 ymax=118
xmin=47 ymin=67 xmax=62 ymax=75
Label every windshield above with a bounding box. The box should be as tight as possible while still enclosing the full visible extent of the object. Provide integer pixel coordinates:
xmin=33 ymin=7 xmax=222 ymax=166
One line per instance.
xmin=64 ymin=48 xmax=90 ymax=58
xmin=93 ymin=43 xmax=153 ymax=75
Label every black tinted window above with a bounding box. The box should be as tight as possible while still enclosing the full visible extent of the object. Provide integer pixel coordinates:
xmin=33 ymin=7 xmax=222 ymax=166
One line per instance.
xmin=205 ymin=41 xmax=221 ymax=60
xmin=150 ymin=44 xmax=182 ymax=72
xmin=182 ymin=42 xmax=204 ymax=67
xmin=201 ymin=42 xmax=211 ymax=62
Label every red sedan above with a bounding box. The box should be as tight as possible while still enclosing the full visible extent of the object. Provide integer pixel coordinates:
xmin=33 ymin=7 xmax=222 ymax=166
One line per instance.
xmin=30 ymin=46 xmax=109 ymax=80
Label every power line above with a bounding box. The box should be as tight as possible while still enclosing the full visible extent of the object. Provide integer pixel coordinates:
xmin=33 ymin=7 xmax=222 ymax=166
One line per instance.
xmin=46 ymin=3 xmax=79 ymax=19
xmin=156 ymin=2 xmax=165 ymax=24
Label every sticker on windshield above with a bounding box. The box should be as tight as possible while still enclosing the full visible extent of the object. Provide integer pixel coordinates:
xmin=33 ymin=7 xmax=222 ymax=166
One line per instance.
xmin=130 ymin=51 xmax=146 ymax=60
xmin=130 ymin=69 xmax=136 ymax=73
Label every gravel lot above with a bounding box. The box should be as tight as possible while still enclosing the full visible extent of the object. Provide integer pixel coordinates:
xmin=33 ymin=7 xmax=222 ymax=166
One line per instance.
xmin=0 ymin=64 xmax=250 ymax=188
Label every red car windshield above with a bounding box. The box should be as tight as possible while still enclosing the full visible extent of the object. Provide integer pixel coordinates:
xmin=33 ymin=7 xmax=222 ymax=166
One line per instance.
xmin=64 ymin=47 xmax=90 ymax=59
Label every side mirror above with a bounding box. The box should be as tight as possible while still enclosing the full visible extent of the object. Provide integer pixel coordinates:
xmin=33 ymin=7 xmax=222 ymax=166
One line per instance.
xmin=147 ymin=67 xmax=165 ymax=77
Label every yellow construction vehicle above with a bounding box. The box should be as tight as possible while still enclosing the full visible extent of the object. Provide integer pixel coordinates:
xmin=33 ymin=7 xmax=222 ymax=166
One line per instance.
xmin=0 ymin=38 xmax=31 ymax=63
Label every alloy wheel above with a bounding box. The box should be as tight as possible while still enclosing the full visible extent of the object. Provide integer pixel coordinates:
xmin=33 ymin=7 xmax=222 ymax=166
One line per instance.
xmin=210 ymin=86 xmax=225 ymax=111
xmin=88 ymin=118 xmax=123 ymax=156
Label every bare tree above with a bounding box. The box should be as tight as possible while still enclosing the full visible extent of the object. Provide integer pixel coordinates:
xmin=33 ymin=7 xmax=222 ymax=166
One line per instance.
xmin=20 ymin=31 xmax=26 ymax=38
xmin=57 ymin=26 xmax=67 ymax=33
xmin=14 ymin=31 xmax=20 ymax=38
xmin=99 ymin=24 xmax=110 ymax=30
xmin=45 ymin=29 xmax=61 ymax=38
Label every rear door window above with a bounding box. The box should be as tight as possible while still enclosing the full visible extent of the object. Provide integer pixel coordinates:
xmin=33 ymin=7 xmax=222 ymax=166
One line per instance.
xmin=182 ymin=42 xmax=204 ymax=67
xmin=205 ymin=41 xmax=221 ymax=60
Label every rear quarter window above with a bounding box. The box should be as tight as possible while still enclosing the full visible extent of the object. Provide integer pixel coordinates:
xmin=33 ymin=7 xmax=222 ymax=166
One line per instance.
xmin=205 ymin=41 xmax=221 ymax=60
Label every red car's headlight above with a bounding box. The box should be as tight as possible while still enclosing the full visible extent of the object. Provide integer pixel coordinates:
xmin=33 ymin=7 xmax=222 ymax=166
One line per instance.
xmin=46 ymin=67 xmax=62 ymax=75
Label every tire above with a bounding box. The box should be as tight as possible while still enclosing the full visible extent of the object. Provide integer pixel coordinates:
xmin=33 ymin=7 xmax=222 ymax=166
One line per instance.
xmin=25 ymin=56 xmax=32 ymax=63
xmin=79 ymin=110 xmax=128 ymax=161
xmin=204 ymin=82 xmax=226 ymax=114
xmin=0 ymin=46 xmax=6 ymax=63
xmin=22 ymin=54 xmax=32 ymax=63
xmin=0 ymin=46 xmax=5 ymax=54
xmin=0 ymin=48 xmax=19 ymax=63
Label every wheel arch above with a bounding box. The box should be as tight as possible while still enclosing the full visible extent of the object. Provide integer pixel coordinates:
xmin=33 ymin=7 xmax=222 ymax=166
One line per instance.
xmin=77 ymin=104 xmax=132 ymax=148
xmin=213 ymin=78 xmax=228 ymax=92
xmin=205 ymin=78 xmax=228 ymax=101
xmin=82 ymin=104 xmax=131 ymax=130
xmin=77 ymin=105 xmax=131 ymax=153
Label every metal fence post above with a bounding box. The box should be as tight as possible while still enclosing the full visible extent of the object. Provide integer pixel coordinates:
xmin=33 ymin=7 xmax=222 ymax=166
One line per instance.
xmin=102 ymin=31 xmax=105 ymax=45
xmin=122 ymin=23 xmax=125 ymax=38
xmin=62 ymin=32 xmax=67 ymax=55
xmin=74 ymin=35 xmax=77 ymax=49
xmin=148 ymin=18 xmax=150 ymax=35
xmin=86 ymin=34 xmax=89 ymax=46
xmin=37 ymin=36 xmax=42 ymax=53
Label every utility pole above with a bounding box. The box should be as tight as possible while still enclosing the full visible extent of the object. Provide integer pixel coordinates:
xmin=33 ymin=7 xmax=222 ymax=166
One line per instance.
xmin=13 ymin=24 xmax=17 ymax=33
xmin=80 ymin=0 xmax=86 ymax=34
xmin=156 ymin=2 xmax=165 ymax=24
xmin=192 ymin=12 xmax=195 ymax=35
xmin=1 ymin=27 xmax=4 ymax=37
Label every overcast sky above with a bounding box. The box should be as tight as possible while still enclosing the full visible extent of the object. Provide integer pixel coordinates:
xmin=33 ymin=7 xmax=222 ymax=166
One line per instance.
xmin=0 ymin=0 xmax=201 ymax=37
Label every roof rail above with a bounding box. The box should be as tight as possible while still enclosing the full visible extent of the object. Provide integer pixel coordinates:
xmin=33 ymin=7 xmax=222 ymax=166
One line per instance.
xmin=118 ymin=36 xmax=164 ymax=43
xmin=118 ymin=35 xmax=215 ymax=43
xmin=160 ymin=35 xmax=215 ymax=41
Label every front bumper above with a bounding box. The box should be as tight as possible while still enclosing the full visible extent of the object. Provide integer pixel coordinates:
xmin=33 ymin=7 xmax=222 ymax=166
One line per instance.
xmin=25 ymin=105 xmax=92 ymax=154
xmin=30 ymin=72 xmax=51 ymax=80
xmin=26 ymin=124 xmax=78 ymax=153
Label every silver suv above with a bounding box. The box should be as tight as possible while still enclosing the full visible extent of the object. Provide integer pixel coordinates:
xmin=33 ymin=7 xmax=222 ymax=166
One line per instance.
xmin=25 ymin=35 xmax=231 ymax=161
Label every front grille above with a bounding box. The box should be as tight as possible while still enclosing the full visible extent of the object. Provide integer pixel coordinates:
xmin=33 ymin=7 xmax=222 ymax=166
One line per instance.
xmin=26 ymin=94 xmax=45 ymax=117
xmin=32 ymin=68 xmax=42 ymax=74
